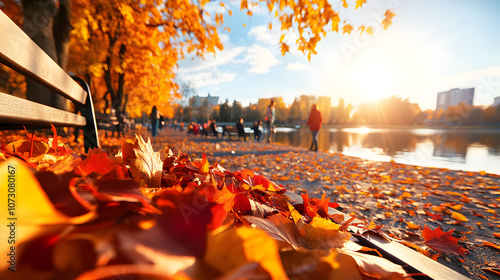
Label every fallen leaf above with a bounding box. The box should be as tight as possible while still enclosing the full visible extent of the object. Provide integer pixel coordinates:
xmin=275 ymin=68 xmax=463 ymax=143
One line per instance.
xmin=205 ymin=227 xmax=287 ymax=279
xmin=451 ymin=211 xmax=469 ymax=222
xmin=244 ymin=214 xmax=299 ymax=249
xmin=422 ymin=225 xmax=468 ymax=255
xmin=128 ymin=134 xmax=163 ymax=188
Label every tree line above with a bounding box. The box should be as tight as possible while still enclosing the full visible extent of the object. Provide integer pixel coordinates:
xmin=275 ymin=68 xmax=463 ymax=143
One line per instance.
xmin=173 ymin=95 xmax=500 ymax=126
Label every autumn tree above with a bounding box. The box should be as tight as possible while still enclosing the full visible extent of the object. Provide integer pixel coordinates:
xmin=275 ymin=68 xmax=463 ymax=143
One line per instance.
xmin=0 ymin=0 xmax=72 ymax=109
xmin=290 ymin=95 xmax=317 ymax=122
xmin=331 ymin=98 xmax=353 ymax=124
xmin=357 ymin=96 xmax=421 ymax=125
xmin=68 ymin=0 xmax=225 ymax=119
xmin=482 ymin=105 xmax=500 ymax=124
xmin=444 ymin=102 xmax=474 ymax=124
xmin=317 ymin=96 xmax=332 ymax=124
xmin=1 ymin=0 xmax=395 ymax=120
xmin=242 ymin=103 xmax=261 ymax=122
xmin=232 ymin=100 xmax=243 ymax=121
xmin=218 ymin=100 xmax=231 ymax=122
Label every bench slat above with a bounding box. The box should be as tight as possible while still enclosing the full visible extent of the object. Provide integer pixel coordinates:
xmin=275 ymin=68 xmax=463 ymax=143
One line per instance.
xmin=0 ymin=11 xmax=87 ymax=105
xmin=0 ymin=93 xmax=86 ymax=127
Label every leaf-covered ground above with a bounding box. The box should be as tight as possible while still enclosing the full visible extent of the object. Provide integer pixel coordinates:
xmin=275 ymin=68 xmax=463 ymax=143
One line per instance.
xmin=0 ymin=127 xmax=499 ymax=280
xmin=161 ymin=129 xmax=500 ymax=280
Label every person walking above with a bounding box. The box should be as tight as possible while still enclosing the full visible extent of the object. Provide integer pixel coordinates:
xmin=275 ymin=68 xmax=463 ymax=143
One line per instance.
xmin=265 ymin=100 xmax=275 ymax=143
xmin=150 ymin=105 xmax=160 ymax=137
xmin=306 ymin=104 xmax=322 ymax=152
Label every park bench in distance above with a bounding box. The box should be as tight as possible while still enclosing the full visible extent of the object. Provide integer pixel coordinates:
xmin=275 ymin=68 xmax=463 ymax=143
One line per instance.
xmin=222 ymin=125 xmax=251 ymax=140
xmin=0 ymin=11 xmax=99 ymax=151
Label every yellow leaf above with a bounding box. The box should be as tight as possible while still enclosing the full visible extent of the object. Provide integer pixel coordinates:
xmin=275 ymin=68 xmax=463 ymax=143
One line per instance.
xmin=299 ymin=217 xmax=350 ymax=248
xmin=0 ymin=159 xmax=96 ymax=271
xmin=451 ymin=211 xmax=469 ymax=222
xmin=358 ymin=25 xmax=365 ymax=35
xmin=205 ymin=227 xmax=287 ymax=279
xmin=341 ymin=0 xmax=348 ymax=8
xmin=228 ymin=10 xmax=232 ymax=16
xmin=268 ymin=22 xmax=272 ymax=30
xmin=366 ymin=27 xmax=373 ymax=35
xmin=355 ymin=0 xmax=367 ymax=9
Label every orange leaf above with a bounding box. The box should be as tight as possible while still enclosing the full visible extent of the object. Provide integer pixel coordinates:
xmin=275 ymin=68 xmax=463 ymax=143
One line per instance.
xmin=406 ymin=221 xmax=421 ymax=230
xmin=343 ymin=24 xmax=353 ymax=34
xmin=280 ymin=42 xmax=289 ymax=56
xmin=382 ymin=10 xmax=396 ymax=30
xmin=451 ymin=211 xmax=469 ymax=222
xmin=482 ymin=241 xmax=500 ymax=251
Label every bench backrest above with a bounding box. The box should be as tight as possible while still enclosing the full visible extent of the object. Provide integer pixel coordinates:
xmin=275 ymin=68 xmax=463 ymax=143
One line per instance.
xmin=0 ymin=10 xmax=99 ymax=151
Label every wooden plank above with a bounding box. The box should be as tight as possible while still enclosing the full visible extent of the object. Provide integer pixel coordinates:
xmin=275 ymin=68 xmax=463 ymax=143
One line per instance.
xmin=357 ymin=232 xmax=470 ymax=280
xmin=0 ymin=93 xmax=86 ymax=127
xmin=0 ymin=10 xmax=87 ymax=105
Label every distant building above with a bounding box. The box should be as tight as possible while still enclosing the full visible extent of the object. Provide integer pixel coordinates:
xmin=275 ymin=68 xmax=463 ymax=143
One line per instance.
xmin=436 ymin=88 xmax=474 ymax=110
xmin=494 ymin=96 xmax=500 ymax=107
xmin=191 ymin=94 xmax=219 ymax=108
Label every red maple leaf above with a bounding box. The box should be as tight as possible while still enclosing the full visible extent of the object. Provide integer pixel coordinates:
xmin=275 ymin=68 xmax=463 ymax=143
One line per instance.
xmin=422 ymin=225 xmax=468 ymax=255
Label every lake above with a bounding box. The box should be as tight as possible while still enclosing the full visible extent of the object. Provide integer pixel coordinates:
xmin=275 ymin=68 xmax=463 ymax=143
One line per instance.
xmin=270 ymin=126 xmax=500 ymax=175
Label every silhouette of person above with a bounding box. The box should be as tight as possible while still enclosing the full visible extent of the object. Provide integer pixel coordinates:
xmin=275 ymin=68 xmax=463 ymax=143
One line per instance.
xmin=306 ymin=104 xmax=322 ymax=151
xmin=265 ymin=100 xmax=275 ymax=143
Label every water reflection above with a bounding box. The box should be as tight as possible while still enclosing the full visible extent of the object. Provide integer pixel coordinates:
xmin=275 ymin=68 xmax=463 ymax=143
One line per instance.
xmin=273 ymin=127 xmax=500 ymax=174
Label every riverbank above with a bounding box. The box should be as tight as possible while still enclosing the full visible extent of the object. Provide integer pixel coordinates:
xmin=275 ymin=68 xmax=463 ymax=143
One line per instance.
xmin=148 ymin=128 xmax=500 ymax=280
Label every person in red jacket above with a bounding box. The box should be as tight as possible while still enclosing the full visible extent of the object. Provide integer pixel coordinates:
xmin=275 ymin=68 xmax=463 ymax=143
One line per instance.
xmin=306 ymin=104 xmax=323 ymax=151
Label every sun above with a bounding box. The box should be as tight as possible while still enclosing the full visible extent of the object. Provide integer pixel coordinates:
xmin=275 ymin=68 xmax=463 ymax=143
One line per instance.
xmin=354 ymin=64 xmax=395 ymax=102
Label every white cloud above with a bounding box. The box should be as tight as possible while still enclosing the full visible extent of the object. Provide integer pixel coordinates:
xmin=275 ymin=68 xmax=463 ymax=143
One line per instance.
xmin=286 ymin=62 xmax=312 ymax=71
xmin=248 ymin=25 xmax=278 ymax=45
xmin=248 ymin=4 xmax=267 ymax=15
xmin=180 ymin=68 xmax=237 ymax=88
xmin=248 ymin=25 xmax=303 ymax=56
xmin=178 ymin=46 xmax=246 ymax=73
xmin=244 ymin=44 xmax=282 ymax=73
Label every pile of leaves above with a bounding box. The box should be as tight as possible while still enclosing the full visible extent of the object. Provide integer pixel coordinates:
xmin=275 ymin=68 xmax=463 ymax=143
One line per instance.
xmin=0 ymin=130 xmax=471 ymax=279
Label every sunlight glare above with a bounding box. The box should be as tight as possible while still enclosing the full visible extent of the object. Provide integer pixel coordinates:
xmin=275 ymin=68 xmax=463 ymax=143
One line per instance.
xmin=355 ymin=65 xmax=394 ymax=101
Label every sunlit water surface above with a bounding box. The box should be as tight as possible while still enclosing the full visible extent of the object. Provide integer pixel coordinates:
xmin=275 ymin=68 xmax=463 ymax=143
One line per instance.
xmin=270 ymin=127 xmax=500 ymax=175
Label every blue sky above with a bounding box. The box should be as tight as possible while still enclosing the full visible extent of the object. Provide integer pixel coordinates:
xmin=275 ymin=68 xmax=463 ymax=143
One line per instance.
xmin=176 ymin=0 xmax=500 ymax=110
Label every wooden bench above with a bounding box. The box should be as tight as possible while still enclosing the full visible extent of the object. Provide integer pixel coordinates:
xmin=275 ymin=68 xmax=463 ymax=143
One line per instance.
xmin=222 ymin=125 xmax=251 ymax=140
xmin=0 ymin=11 xmax=99 ymax=151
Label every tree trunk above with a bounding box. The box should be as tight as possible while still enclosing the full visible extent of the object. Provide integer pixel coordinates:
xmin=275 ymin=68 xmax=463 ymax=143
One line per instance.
xmin=22 ymin=0 xmax=68 ymax=110
xmin=53 ymin=0 xmax=73 ymax=70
